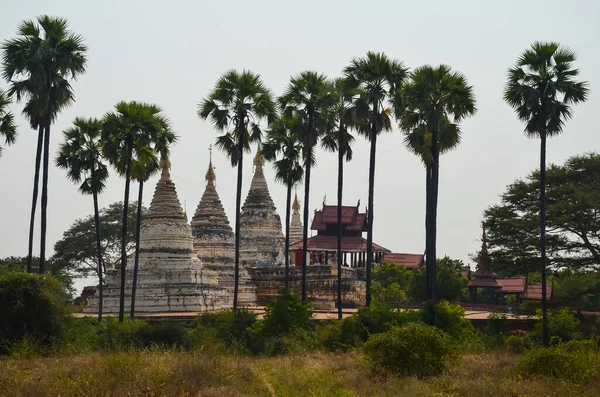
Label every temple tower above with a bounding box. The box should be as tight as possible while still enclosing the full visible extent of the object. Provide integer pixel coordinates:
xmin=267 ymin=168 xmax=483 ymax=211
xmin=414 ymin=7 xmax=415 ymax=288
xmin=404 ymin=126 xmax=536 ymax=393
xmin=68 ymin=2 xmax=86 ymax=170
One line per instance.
xmin=289 ymin=190 xmax=303 ymax=244
xmin=191 ymin=149 xmax=257 ymax=305
xmin=85 ymin=161 xmax=231 ymax=314
xmin=239 ymin=147 xmax=285 ymax=266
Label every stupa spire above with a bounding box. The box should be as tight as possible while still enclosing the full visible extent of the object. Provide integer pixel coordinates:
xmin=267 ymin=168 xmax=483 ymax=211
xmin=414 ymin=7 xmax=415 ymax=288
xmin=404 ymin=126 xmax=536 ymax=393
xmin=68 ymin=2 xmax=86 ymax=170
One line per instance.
xmin=477 ymin=222 xmax=491 ymax=271
xmin=290 ymin=188 xmax=303 ymax=245
xmin=292 ymin=190 xmax=300 ymax=213
xmin=254 ymin=144 xmax=265 ymax=168
xmin=205 ymin=145 xmax=216 ymax=188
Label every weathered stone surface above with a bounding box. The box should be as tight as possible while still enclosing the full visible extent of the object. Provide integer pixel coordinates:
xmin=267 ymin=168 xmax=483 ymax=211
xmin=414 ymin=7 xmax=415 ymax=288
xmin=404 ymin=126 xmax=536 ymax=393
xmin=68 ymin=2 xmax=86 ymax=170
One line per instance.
xmin=239 ymin=148 xmax=285 ymax=266
xmin=248 ymin=265 xmax=366 ymax=307
xmin=85 ymin=163 xmax=231 ymax=314
xmin=191 ymin=155 xmax=257 ymax=306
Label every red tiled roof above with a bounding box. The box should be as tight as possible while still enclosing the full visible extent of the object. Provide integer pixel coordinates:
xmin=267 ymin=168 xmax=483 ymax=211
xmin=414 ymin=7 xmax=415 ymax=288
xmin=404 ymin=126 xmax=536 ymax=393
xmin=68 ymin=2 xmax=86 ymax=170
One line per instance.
xmin=289 ymin=234 xmax=390 ymax=253
xmin=382 ymin=253 xmax=424 ymax=270
xmin=522 ymin=283 xmax=553 ymax=300
xmin=497 ymin=278 xmax=526 ymax=293
xmin=310 ymin=204 xmax=367 ymax=232
xmin=468 ymin=278 xmax=501 ymax=288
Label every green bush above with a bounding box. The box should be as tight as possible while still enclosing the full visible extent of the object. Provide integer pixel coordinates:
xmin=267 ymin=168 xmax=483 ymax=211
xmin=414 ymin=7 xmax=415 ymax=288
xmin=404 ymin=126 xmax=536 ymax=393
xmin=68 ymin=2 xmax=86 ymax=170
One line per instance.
xmin=420 ymin=300 xmax=474 ymax=340
xmin=486 ymin=312 xmax=509 ymax=335
xmin=505 ymin=335 xmax=528 ymax=353
xmin=517 ymin=340 xmax=600 ymax=382
xmin=136 ymin=322 xmax=191 ymax=350
xmin=363 ymin=322 xmax=458 ymax=378
xmin=530 ymin=308 xmax=583 ymax=344
xmin=96 ymin=317 xmax=148 ymax=350
xmin=60 ymin=316 xmax=100 ymax=353
xmin=317 ymin=317 xmax=363 ymax=351
xmin=193 ymin=308 xmax=257 ymax=346
xmin=0 ymin=273 xmax=69 ymax=354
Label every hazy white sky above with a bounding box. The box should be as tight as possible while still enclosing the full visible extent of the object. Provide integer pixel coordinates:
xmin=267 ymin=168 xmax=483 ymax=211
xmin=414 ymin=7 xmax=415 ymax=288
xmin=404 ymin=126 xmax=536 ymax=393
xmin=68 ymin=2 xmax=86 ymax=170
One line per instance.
xmin=1 ymin=1 xmax=598 ymax=280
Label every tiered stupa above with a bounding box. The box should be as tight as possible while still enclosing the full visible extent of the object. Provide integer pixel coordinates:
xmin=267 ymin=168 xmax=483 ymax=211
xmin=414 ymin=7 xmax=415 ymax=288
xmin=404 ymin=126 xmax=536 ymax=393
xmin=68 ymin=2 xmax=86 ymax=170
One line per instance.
xmin=239 ymin=147 xmax=285 ymax=266
xmin=191 ymin=151 xmax=257 ymax=305
xmin=85 ymin=161 xmax=231 ymax=314
xmin=289 ymin=191 xmax=303 ymax=244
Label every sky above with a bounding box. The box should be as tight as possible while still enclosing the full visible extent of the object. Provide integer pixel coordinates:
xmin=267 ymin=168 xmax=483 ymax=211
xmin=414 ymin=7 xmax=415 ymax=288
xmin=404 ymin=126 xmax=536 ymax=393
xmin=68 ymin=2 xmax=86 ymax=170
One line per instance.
xmin=0 ymin=0 xmax=598 ymax=291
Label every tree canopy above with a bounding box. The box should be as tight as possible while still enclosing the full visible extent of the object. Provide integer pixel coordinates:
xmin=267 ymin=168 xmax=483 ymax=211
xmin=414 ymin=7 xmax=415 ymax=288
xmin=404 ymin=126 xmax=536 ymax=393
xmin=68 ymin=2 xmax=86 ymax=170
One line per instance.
xmin=484 ymin=153 xmax=600 ymax=276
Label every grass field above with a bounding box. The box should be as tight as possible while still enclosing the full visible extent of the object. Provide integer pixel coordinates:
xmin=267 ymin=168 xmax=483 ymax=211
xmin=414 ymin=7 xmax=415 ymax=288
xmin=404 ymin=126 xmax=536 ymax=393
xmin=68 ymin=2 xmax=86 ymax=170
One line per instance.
xmin=0 ymin=350 xmax=597 ymax=397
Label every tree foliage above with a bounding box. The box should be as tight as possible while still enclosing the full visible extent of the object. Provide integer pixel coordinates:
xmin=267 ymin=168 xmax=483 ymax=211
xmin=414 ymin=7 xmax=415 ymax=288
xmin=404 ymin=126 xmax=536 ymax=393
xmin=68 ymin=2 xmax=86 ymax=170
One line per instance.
xmin=52 ymin=201 xmax=146 ymax=277
xmin=484 ymin=153 xmax=600 ymax=276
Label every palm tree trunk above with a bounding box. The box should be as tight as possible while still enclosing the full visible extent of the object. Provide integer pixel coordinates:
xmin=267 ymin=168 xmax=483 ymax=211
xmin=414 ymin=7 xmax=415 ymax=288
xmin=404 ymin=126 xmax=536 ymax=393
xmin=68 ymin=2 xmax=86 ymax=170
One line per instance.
xmin=233 ymin=137 xmax=244 ymax=312
xmin=366 ymin=131 xmax=377 ymax=307
xmin=337 ymin=142 xmax=344 ymax=319
xmin=130 ymin=181 xmax=144 ymax=320
xmin=540 ymin=132 xmax=549 ymax=346
xmin=27 ymin=125 xmax=44 ymax=273
xmin=284 ymin=181 xmax=292 ymax=290
xmin=93 ymin=191 xmax=103 ymax=322
xmin=39 ymin=121 xmax=51 ymax=274
xmin=425 ymin=165 xmax=431 ymax=300
xmin=302 ymin=146 xmax=312 ymax=301
xmin=118 ymin=145 xmax=133 ymax=323
xmin=428 ymin=121 xmax=440 ymax=301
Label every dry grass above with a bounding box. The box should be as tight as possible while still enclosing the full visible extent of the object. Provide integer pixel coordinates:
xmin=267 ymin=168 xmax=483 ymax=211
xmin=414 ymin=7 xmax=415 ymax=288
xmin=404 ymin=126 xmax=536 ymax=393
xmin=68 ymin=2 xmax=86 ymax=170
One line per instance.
xmin=0 ymin=350 xmax=597 ymax=397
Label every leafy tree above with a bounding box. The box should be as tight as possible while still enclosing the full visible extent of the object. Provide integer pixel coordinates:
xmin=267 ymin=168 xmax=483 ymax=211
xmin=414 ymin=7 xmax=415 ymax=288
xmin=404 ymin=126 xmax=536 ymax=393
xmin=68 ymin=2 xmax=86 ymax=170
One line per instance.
xmin=485 ymin=153 xmax=600 ymax=277
xmin=262 ymin=116 xmax=304 ymax=289
xmin=52 ymin=202 xmax=145 ymax=277
xmin=0 ymin=89 xmax=17 ymax=157
xmin=198 ymin=70 xmax=276 ymax=311
xmin=2 ymin=16 xmax=87 ymax=273
xmin=344 ymin=52 xmax=408 ymax=306
xmin=279 ymin=71 xmax=336 ymax=301
xmin=0 ymin=256 xmax=72 ymax=294
xmin=321 ymin=78 xmax=358 ymax=319
xmin=504 ymin=41 xmax=589 ymax=345
xmin=397 ymin=65 xmax=476 ymax=301
xmin=56 ymin=117 xmax=109 ymax=320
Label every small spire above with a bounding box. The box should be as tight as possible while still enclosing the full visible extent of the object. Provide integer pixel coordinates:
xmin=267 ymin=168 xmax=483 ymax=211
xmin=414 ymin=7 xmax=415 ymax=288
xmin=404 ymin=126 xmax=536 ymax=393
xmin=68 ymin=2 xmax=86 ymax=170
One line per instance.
xmin=160 ymin=157 xmax=171 ymax=180
xmin=323 ymin=194 xmax=327 ymax=206
xmin=292 ymin=190 xmax=300 ymax=212
xmin=205 ymin=145 xmax=216 ymax=186
xmin=477 ymin=222 xmax=491 ymax=271
xmin=253 ymin=144 xmax=265 ymax=168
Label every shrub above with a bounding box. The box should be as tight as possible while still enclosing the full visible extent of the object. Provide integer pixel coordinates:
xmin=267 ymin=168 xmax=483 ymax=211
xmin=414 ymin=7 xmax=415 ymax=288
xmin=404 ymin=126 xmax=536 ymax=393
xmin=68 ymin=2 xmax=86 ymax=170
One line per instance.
xmin=60 ymin=316 xmax=100 ymax=353
xmin=0 ymin=273 xmax=69 ymax=354
xmin=517 ymin=341 xmax=600 ymax=382
xmin=136 ymin=322 xmax=191 ymax=350
xmin=194 ymin=308 xmax=256 ymax=345
xmin=420 ymin=300 xmax=475 ymax=340
xmin=354 ymin=302 xmax=420 ymax=341
xmin=505 ymin=335 xmax=527 ymax=353
xmin=363 ymin=322 xmax=458 ymax=378
xmin=96 ymin=317 xmax=148 ymax=350
xmin=530 ymin=307 xmax=583 ymax=344
xmin=317 ymin=317 xmax=363 ymax=351
xmin=486 ymin=312 xmax=509 ymax=335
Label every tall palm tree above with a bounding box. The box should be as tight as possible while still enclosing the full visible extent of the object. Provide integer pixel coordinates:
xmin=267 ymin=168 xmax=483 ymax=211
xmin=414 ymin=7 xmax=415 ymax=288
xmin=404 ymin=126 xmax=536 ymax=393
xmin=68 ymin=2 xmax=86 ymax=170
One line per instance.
xmin=129 ymin=109 xmax=176 ymax=320
xmin=504 ymin=42 xmax=588 ymax=345
xmin=262 ymin=115 xmax=305 ymax=289
xmin=56 ymin=117 xmax=108 ymax=321
xmin=279 ymin=71 xmax=336 ymax=301
xmin=344 ymin=52 xmax=408 ymax=306
xmin=2 ymin=16 xmax=87 ymax=274
xmin=0 ymin=90 xmax=17 ymax=157
xmin=198 ymin=70 xmax=276 ymax=311
xmin=102 ymin=101 xmax=168 ymax=322
xmin=397 ymin=65 xmax=476 ymax=302
xmin=321 ymin=78 xmax=357 ymax=319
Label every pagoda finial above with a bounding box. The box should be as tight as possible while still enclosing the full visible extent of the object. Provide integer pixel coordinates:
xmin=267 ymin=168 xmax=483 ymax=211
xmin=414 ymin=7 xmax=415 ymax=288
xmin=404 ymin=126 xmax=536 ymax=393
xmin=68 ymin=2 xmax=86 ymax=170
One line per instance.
xmin=253 ymin=144 xmax=265 ymax=168
xmin=205 ymin=145 xmax=216 ymax=186
xmin=323 ymin=194 xmax=327 ymax=206
xmin=477 ymin=222 xmax=491 ymax=271
xmin=292 ymin=189 xmax=300 ymax=213
xmin=160 ymin=157 xmax=171 ymax=180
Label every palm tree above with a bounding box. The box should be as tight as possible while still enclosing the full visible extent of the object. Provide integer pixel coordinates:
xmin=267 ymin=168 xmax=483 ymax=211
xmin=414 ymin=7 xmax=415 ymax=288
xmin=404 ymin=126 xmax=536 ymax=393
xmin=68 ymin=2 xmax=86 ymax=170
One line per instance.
xmin=2 ymin=16 xmax=87 ymax=274
xmin=321 ymin=78 xmax=357 ymax=319
xmin=198 ymin=70 xmax=276 ymax=311
xmin=129 ymin=109 xmax=176 ymax=320
xmin=344 ymin=52 xmax=408 ymax=306
xmin=0 ymin=90 xmax=17 ymax=157
xmin=504 ymin=42 xmax=589 ymax=345
xmin=262 ymin=115 xmax=305 ymax=289
xmin=279 ymin=71 xmax=336 ymax=301
xmin=56 ymin=117 xmax=108 ymax=321
xmin=397 ymin=65 xmax=476 ymax=302
xmin=102 ymin=101 xmax=169 ymax=322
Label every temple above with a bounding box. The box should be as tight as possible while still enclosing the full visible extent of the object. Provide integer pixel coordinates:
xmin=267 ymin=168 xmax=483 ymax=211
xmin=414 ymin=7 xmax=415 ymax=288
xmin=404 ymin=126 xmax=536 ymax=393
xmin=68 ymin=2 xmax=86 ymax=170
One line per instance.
xmin=289 ymin=201 xmax=391 ymax=267
xmin=289 ymin=191 xmax=303 ymax=264
xmin=468 ymin=225 xmax=552 ymax=305
xmin=191 ymin=150 xmax=257 ymax=305
xmin=239 ymin=147 xmax=285 ymax=266
xmin=85 ymin=161 xmax=230 ymax=313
